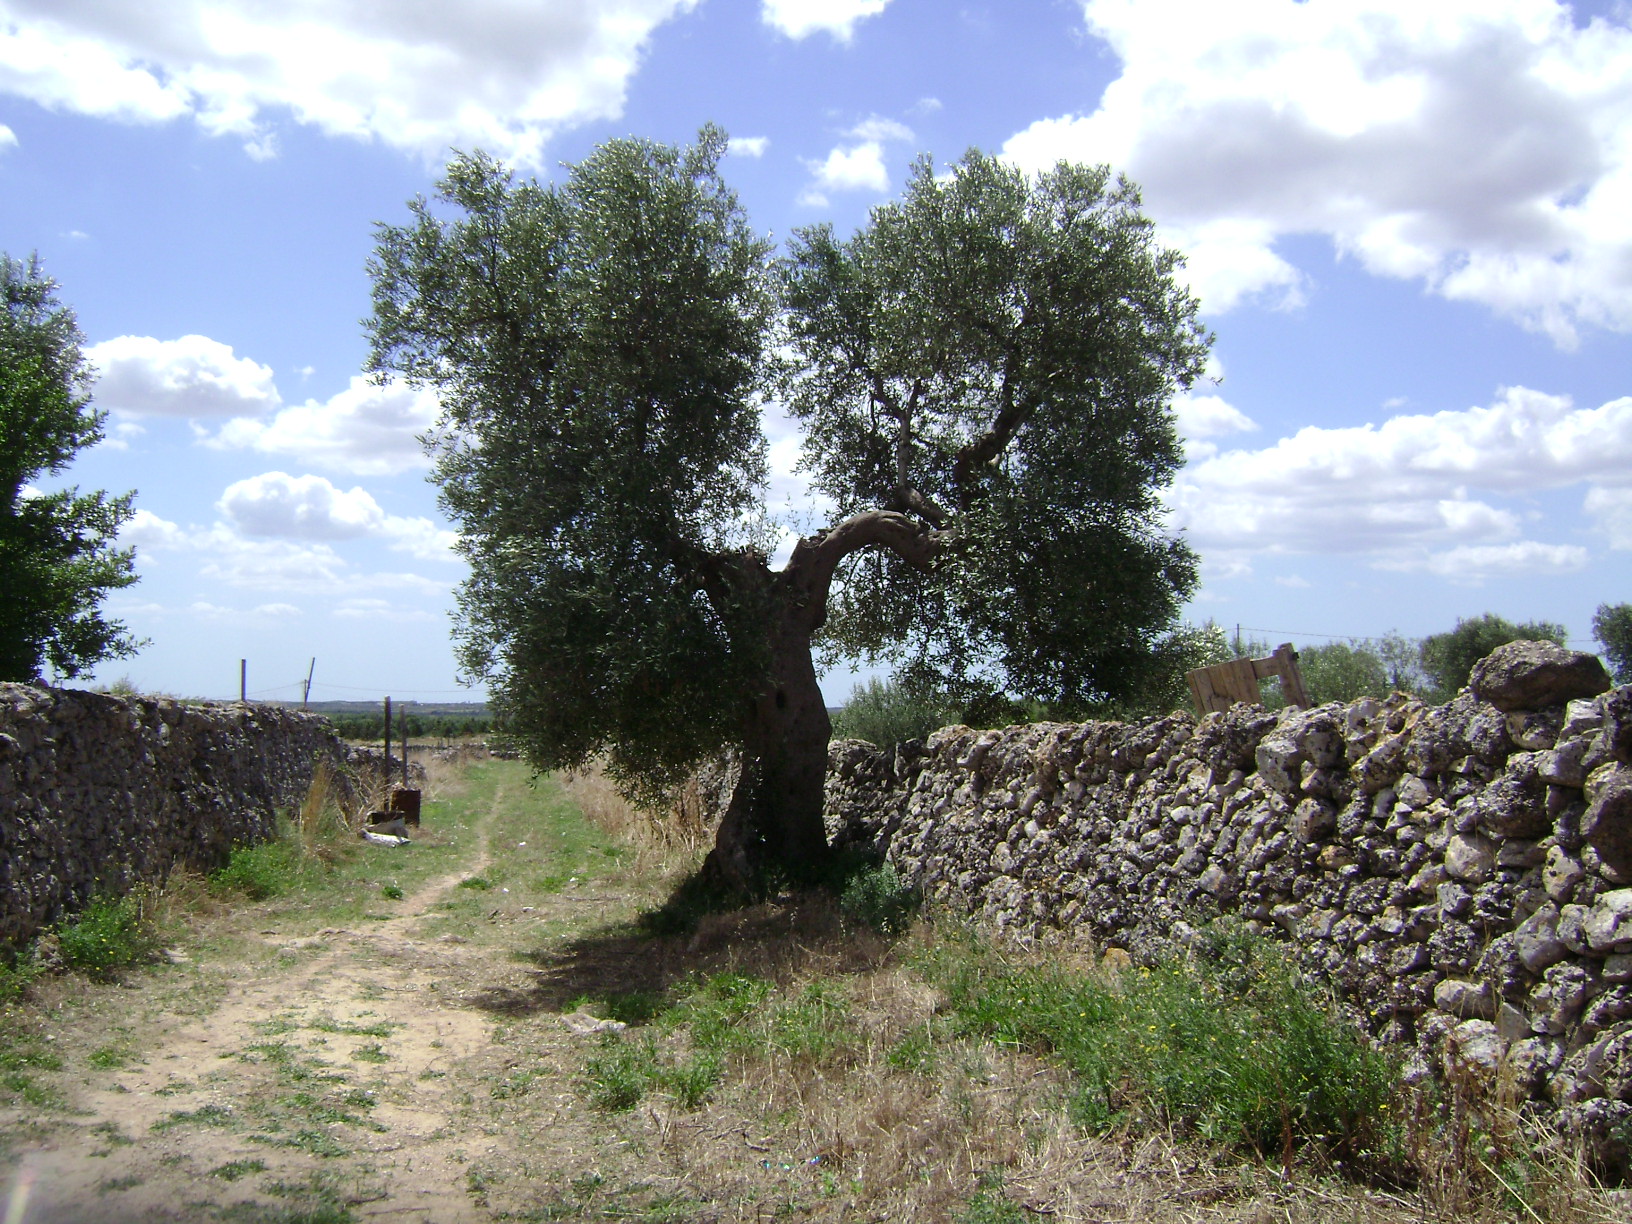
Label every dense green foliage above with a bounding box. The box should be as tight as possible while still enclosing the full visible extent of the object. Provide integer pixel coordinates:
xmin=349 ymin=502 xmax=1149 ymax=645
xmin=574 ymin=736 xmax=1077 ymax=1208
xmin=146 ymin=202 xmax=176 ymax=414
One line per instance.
xmin=325 ymin=712 xmax=491 ymax=741
xmin=0 ymin=254 xmax=140 ymax=682
xmin=929 ymin=924 xmax=1398 ymax=1160
xmin=368 ymin=129 xmax=777 ymax=804
xmin=830 ymin=676 xmax=953 ymax=746
xmin=1297 ymin=639 xmax=1393 ymax=705
xmin=1418 ymin=613 xmax=1567 ymax=701
xmin=53 ymin=894 xmax=161 ymax=978
xmin=1594 ymin=602 xmax=1632 ymax=684
xmin=367 ymin=128 xmax=1209 ymax=864
xmin=785 ymin=152 xmax=1208 ymax=708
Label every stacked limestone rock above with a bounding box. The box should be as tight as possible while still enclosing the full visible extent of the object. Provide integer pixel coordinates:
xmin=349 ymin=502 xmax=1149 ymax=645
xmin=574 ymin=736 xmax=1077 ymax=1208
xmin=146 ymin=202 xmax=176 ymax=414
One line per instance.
xmin=821 ymin=641 xmax=1632 ymax=1174
xmin=0 ymin=683 xmax=349 ymax=948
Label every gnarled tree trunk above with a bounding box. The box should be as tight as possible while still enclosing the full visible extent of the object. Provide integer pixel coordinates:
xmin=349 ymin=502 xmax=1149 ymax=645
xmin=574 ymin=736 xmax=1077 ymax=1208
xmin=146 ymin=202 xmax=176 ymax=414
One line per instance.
xmin=701 ymin=510 xmax=938 ymax=893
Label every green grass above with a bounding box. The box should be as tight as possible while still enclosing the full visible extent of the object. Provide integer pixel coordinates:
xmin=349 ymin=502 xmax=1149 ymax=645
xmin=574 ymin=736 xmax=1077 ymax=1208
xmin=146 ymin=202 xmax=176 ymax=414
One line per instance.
xmin=924 ymin=921 xmax=1400 ymax=1163
xmin=209 ymin=1158 xmax=268 ymax=1181
xmin=211 ymin=836 xmax=306 ymax=900
xmin=577 ymin=971 xmax=856 ymax=1113
xmin=55 ymin=893 xmax=162 ymax=977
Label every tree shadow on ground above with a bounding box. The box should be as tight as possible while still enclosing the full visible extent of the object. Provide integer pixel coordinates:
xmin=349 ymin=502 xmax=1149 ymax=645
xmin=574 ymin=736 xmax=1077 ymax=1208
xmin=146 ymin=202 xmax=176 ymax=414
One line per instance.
xmin=463 ymin=888 xmax=898 ymax=1018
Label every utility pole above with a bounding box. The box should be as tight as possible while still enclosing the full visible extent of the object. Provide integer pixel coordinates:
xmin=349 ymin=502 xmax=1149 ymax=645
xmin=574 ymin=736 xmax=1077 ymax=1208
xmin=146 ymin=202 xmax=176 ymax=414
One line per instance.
xmin=302 ymin=658 xmax=316 ymax=709
xmin=240 ymin=659 xmax=247 ymax=703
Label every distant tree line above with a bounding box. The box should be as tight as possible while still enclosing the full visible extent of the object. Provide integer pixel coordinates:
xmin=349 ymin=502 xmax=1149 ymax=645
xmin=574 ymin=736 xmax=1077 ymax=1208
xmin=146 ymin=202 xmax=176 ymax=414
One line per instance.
xmin=832 ymin=604 xmax=1632 ymax=748
xmin=325 ymin=713 xmax=493 ymax=741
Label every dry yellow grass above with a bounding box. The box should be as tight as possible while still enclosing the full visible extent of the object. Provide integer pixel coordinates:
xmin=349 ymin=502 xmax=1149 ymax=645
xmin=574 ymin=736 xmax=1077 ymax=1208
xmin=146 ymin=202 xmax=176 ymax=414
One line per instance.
xmin=558 ymin=758 xmax=711 ymax=875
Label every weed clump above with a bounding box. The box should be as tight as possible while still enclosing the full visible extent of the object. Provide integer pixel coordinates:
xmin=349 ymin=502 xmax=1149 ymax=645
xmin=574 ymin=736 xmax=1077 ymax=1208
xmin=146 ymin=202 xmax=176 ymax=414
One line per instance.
xmin=838 ymin=859 xmax=919 ymax=934
xmin=928 ymin=921 xmax=1400 ymax=1168
xmin=54 ymin=892 xmax=163 ymax=978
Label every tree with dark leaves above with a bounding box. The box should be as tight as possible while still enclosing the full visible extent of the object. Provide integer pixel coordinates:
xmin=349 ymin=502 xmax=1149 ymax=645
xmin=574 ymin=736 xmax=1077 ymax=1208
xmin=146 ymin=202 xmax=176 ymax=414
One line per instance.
xmin=0 ymin=254 xmax=140 ymax=684
xmin=366 ymin=129 xmax=1209 ymax=889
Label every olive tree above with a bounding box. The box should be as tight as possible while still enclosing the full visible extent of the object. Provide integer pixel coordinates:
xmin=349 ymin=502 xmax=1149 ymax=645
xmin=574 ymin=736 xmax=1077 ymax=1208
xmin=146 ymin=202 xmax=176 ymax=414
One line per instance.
xmin=1419 ymin=613 xmax=1567 ymax=702
xmin=1594 ymin=602 xmax=1632 ymax=684
xmin=366 ymin=129 xmax=1209 ymax=888
xmin=0 ymin=254 xmax=140 ymax=683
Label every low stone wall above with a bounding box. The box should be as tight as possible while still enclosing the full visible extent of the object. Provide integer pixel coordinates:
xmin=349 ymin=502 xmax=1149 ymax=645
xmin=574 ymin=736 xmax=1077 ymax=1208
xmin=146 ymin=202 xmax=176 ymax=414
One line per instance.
xmin=0 ymin=683 xmax=349 ymax=947
xmin=820 ymin=642 xmax=1632 ymax=1172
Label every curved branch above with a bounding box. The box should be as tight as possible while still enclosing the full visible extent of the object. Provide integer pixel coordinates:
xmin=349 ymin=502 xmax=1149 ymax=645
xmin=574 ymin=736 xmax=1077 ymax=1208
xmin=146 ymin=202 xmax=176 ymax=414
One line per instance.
xmin=783 ymin=509 xmax=941 ymax=632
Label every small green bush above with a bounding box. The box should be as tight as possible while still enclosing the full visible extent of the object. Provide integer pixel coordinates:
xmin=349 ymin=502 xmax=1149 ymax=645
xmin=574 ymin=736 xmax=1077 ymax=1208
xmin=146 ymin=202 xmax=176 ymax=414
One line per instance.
xmin=0 ymin=949 xmax=40 ymax=1003
xmin=54 ymin=894 xmax=161 ymax=977
xmin=583 ymin=1034 xmax=660 ymax=1111
xmin=839 ymin=860 xmax=920 ymax=934
xmin=929 ymin=922 xmax=1399 ymax=1163
xmin=831 ymin=676 xmax=951 ymax=747
xmin=210 ymin=838 xmax=301 ymax=900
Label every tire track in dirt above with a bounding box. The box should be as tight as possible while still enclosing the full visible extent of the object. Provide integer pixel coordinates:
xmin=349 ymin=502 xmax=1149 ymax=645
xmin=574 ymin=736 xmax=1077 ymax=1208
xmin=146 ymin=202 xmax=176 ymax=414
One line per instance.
xmin=6 ymin=780 xmax=532 ymax=1224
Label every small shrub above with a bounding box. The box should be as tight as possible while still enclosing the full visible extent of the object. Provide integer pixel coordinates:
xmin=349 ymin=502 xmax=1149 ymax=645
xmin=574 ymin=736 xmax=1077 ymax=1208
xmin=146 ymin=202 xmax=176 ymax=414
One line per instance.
xmin=380 ymin=884 xmax=404 ymax=901
xmin=457 ymin=876 xmax=492 ymax=891
xmin=211 ymin=839 xmax=301 ymax=900
xmin=0 ymin=948 xmax=40 ymax=1003
xmin=930 ymin=922 xmax=1400 ymax=1165
xmin=957 ymin=1174 xmax=1029 ymax=1224
xmin=583 ymin=1034 xmax=660 ymax=1111
xmin=659 ymin=1051 xmax=720 ymax=1110
xmin=839 ymin=860 xmax=919 ymax=934
xmin=831 ymin=676 xmax=951 ymax=747
xmin=55 ymin=893 xmax=161 ymax=977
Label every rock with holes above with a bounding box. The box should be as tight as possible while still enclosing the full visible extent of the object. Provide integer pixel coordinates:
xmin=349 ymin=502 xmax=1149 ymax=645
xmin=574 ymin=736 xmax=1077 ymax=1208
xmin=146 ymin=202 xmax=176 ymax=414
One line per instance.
xmin=1470 ymin=641 xmax=1612 ymax=713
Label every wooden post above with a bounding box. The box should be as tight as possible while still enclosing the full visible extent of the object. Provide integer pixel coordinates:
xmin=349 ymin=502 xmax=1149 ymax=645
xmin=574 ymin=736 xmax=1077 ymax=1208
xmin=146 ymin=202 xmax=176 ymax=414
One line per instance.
xmin=239 ymin=659 xmax=246 ymax=703
xmin=383 ymin=696 xmax=392 ymax=778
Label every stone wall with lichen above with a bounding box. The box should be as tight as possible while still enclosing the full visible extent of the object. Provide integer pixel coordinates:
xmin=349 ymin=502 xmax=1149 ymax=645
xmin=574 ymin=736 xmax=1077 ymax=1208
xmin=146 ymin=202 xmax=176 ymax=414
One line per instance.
xmin=0 ymin=683 xmax=350 ymax=947
xmin=819 ymin=641 xmax=1632 ymax=1172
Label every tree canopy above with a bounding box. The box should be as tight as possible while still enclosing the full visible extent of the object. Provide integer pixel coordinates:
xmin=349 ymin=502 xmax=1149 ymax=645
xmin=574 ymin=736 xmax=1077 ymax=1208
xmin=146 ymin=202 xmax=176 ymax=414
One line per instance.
xmin=783 ymin=153 xmax=1208 ymax=706
xmin=367 ymin=128 xmax=1209 ymax=884
xmin=1418 ymin=613 xmax=1567 ymax=702
xmin=1594 ymin=602 xmax=1632 ymax=684
xmin=0 ymin=254 xmax=140 ymax=683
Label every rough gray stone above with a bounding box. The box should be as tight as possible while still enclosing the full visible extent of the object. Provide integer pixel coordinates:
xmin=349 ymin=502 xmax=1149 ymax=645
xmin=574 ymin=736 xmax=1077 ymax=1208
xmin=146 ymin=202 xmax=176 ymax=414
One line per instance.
xmin=1442 ymin=1019 xmax=1504 ymax=1086
xmin=1470 ymin=640 xmax=1613 ymax=712
xmin=1445 ymin=831 xmax=1497 ymax=883
xmin=1544 ymin=844 xmax=1588 ymax=902
xmin=0 ymin=683 xmax=350 ymax=946
xmin=1582 ymin=764 xmax=1632 ymax=879
xmin=1434 ymin=977 xmax=1494 ymax=1019
xmin=1514 ymin=902 xmax=1569 ymax=972
xmin=1583 ymin=889 xmax=1632 ymax=953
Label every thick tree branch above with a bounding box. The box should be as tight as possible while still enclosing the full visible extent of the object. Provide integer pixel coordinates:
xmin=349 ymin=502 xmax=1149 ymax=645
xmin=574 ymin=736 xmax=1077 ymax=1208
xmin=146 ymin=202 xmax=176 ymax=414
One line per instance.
xmin=952 ymin=350 xmax=1029 ymax=498
xmin=783 ymin=509 xmax=940 ymax=633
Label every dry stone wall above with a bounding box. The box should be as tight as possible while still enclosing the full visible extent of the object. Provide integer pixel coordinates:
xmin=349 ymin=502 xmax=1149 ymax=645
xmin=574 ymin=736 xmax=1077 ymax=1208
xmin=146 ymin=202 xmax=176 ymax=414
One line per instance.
xmin=0 ymin=683 xmax=350 ymax=947
xmin=821 ymin=642 xmax=1632 ymax=1173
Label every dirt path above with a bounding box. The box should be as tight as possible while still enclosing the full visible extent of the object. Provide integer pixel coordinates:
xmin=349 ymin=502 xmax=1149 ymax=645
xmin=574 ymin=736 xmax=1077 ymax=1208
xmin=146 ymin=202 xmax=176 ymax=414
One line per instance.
xmin=1 ymin=768 xmax=649 ymax=1224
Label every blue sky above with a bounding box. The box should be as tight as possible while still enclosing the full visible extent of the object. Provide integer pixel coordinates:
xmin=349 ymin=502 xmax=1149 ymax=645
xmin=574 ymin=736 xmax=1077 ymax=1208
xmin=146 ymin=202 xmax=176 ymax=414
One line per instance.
xmin=2 ymin=0 xmax=1628 ymax=705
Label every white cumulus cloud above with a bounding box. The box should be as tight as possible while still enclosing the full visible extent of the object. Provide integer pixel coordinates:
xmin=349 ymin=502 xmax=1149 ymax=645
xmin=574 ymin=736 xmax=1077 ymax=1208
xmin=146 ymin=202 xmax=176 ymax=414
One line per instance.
xmin=1585 ymin=485 xmax=1632 ymax=549
xmin=120 ymin=506 xmax=453 ymax=594
xmin=798 ymin=114 xmax=913 ymax=205
xmin=728 ymin=135 xmax=769 ymax=158
xmin=1168 ymin=387 xmax=1632 ymax=571
xmin=1376 ymin=541 xmax=1591 ymax=584
xmin=219 ymin=471 xmax=459 ymax=559
xmin=0 ymin=122 xmax=15 ymax=150
xmin=88 ymin=334 xmax=279 ymax=419
xmin=1003 ymin=0 xmax=1632 ymax=344
xmin=762 ymin=0 xmax=891 ymax=42
xmin=0 ymin=0 xmax=698 ymax=166
xmin=219 ymin=472 xmax=386 ymax=541
xmin=209 ymin=375 xmax=441 ymax=476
